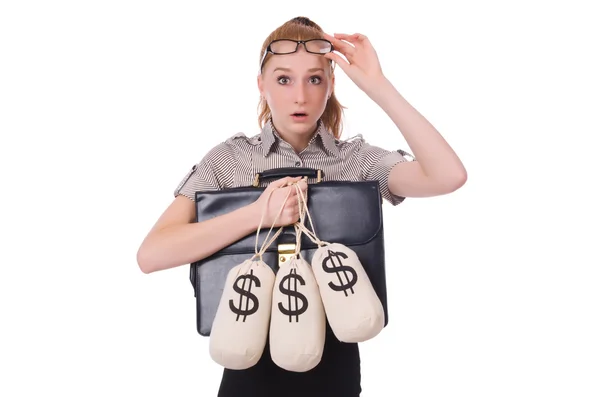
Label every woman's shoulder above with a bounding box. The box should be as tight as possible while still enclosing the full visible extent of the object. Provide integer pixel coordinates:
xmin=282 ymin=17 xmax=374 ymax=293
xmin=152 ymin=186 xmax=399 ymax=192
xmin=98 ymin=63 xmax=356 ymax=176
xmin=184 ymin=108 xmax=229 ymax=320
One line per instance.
xmin=335 ymin=132 xmax=415 ymax=161
xmin=199 ymin=131 xmax=261 ymax=160
xmin=334 ymin=133 xmax=367 ymax=153
xmin=337 ymin=133 xmax=366 ymax=144
xmin=223 ymin=131 xmax=262 ymax=147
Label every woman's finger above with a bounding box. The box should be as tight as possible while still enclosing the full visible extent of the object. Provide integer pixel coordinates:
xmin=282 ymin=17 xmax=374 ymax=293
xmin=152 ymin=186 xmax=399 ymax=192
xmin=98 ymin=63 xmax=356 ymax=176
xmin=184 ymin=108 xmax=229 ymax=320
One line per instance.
xmin=334 ymin=32 xmax=368 ymax=43
xmin=324 ymin=52 xmax=350 ymax=73
xmin=323 ymin=32 xmax=355 ymax=58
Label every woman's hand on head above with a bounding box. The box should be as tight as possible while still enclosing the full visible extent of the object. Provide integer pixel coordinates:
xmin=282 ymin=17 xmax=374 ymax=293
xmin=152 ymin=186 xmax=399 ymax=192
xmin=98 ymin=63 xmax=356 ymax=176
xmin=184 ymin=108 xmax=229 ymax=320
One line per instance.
xmin=322 ymin=32 xmax=387 ymax=95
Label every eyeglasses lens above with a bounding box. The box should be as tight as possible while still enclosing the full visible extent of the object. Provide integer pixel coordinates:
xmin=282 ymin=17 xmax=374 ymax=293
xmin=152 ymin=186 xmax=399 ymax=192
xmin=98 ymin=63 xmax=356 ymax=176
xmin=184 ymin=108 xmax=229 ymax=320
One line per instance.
xmin=270 ymin=39 xmax=332 ymax=54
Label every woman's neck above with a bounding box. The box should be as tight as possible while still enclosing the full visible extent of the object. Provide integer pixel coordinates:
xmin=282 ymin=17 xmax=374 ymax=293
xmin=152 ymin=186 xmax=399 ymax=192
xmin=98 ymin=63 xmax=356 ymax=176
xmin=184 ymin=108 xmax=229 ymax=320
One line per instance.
xmin=270 ymin=119 xmax=319 ymax=154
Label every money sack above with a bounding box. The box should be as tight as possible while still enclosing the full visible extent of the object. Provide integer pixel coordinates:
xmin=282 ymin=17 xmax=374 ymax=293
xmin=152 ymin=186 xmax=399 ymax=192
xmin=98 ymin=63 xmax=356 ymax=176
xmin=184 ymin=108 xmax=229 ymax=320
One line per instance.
xmin=209 ymin=258 xmax=275 ymax=370
xmin=311 ymin=242 xmax=385 ymax=343
xmin=269 ymin=256 xmax=326 ymax=372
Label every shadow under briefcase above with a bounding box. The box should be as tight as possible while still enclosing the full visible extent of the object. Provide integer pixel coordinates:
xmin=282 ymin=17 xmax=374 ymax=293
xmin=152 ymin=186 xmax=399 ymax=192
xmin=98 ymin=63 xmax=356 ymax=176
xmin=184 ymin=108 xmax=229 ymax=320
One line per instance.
xmin=190 ymin=167 xmax=390 ymax=336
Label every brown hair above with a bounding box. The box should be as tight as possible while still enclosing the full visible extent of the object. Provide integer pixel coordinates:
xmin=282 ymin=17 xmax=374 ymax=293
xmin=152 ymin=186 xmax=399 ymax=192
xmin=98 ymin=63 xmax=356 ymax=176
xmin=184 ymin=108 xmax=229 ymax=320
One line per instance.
xmin=257 ymin=16 xmax=345 ymax=139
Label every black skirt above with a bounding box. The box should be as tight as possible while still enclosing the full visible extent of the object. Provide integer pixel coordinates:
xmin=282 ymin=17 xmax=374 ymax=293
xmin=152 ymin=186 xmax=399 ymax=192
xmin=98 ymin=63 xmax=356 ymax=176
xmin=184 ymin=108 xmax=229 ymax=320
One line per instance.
xmin=216 ymin=323 xmax=362 ymax=397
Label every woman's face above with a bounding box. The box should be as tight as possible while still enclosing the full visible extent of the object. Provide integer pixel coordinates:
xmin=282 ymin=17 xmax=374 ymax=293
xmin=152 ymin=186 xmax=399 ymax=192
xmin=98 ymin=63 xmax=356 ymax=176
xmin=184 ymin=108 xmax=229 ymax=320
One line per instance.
xmin=258 ymin=45 xmax=334 ymax=139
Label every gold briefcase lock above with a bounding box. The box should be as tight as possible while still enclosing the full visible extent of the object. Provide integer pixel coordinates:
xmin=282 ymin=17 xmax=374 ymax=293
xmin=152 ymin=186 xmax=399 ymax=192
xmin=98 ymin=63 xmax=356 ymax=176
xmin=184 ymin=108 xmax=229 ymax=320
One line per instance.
xmin=278 ymin=243 xmax=296 ymax=265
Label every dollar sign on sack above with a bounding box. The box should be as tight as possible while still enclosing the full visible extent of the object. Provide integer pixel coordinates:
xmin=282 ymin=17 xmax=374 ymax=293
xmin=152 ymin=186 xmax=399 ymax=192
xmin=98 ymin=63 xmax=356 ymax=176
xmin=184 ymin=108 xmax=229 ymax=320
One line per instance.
xmin=278 ymin=268 xmax=309 ymax=322
xmin=322 ymin=249 xmax=358 ymax=296
xmin=229 ymin=269 xmax=260 ymax=321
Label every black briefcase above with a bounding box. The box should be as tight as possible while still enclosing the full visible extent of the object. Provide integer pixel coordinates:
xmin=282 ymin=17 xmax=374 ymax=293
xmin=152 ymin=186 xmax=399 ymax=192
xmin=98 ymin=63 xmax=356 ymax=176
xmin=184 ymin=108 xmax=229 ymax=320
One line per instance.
xmin=190 ymin=167 xmax=389 ymax=336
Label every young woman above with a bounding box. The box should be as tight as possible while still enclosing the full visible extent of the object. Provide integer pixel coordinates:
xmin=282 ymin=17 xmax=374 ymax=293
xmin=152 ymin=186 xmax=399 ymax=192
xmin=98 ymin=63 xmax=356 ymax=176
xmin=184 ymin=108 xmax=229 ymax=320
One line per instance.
xmin=137 ymin=16 xmax=467 ymax=397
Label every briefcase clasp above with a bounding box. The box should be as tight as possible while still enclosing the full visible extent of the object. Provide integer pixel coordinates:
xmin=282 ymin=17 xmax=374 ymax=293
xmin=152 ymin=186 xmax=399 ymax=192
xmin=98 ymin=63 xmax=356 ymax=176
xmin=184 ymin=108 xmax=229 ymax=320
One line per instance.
xmin=278 ymin=243 xmax=296 ymax=265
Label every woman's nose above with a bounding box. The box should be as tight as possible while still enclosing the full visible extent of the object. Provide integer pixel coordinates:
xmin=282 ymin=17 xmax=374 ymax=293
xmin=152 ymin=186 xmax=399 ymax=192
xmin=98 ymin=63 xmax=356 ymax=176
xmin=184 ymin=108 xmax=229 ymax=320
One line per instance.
xmin=294 ymin=82 xmax=308 ymax=104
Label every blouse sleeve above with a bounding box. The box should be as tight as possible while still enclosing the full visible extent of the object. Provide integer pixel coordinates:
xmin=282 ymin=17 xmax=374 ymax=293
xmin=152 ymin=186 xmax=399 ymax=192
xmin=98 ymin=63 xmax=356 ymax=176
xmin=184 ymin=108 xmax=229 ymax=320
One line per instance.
xmin=173 ymin=143 xmax=236 ymax=201
xmin=357 ymin=140 xmax=415 ymax=206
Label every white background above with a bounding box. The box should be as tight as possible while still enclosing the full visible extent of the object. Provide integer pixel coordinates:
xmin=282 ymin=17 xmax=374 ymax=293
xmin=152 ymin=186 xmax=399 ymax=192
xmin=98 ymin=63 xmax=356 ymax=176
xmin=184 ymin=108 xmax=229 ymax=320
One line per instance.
xmin=1 ymin=0 xmax=599 ymax=396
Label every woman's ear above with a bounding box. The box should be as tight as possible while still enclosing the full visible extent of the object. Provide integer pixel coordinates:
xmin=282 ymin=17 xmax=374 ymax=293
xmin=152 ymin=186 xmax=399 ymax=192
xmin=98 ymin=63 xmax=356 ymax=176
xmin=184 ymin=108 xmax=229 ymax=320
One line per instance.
xmin=329 ymin=73 xmax=335 ymax=98
xmin=257 ymin=75 xmax=264 ymax=98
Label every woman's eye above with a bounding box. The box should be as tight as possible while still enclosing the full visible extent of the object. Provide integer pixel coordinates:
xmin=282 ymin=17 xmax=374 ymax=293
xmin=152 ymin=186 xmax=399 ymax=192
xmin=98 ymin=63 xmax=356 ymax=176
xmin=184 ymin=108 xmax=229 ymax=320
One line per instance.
xmin=277 ymin=76 xmax=290 ymax=84
xmin=309 ymin=76 xmax=322 ymax=84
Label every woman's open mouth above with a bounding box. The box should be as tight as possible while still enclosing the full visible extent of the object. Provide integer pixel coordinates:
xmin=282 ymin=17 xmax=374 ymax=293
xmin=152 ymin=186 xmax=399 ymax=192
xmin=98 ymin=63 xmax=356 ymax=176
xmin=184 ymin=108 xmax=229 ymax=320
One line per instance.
xmin=291 ymin=112 xmax=308 ymax=121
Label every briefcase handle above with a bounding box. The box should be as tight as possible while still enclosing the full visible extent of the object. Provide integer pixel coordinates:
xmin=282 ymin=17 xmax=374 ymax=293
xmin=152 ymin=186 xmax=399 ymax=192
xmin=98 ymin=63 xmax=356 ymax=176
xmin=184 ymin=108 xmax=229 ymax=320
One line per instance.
xmin=252 ymin=167 xmax=323 ymax=187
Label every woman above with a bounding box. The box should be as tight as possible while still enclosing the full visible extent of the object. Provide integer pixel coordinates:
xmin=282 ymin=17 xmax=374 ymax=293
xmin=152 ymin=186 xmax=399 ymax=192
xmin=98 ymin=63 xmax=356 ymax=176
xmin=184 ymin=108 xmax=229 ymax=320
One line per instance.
xmin=137 ymin=16 xmax=467 ymax=397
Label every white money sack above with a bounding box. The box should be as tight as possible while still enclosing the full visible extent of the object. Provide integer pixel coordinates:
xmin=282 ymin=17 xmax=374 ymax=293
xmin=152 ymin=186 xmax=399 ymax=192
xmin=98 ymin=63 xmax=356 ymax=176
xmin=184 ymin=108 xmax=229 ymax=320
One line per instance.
xmin=209 ymin=258 xmax=275 ymax=370
xmin=269 ymin=256 xmax=326 ymax=372
xmin=311 ymin=242 xmax=385 ymax=343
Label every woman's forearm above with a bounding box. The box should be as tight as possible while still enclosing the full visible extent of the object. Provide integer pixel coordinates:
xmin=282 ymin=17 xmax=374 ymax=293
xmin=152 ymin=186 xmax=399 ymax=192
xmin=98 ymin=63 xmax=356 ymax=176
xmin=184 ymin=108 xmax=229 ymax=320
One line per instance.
xmin=137 ymin=203 xmax=260 ymax=274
